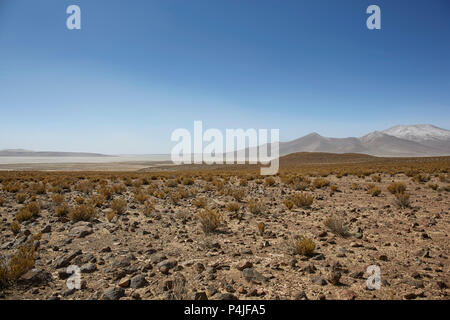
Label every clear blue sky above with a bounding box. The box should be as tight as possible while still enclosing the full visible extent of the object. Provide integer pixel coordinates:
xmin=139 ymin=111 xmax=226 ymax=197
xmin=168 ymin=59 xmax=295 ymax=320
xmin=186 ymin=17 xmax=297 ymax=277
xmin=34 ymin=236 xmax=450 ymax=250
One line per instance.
xmin=0 ymin=0 xmax=449 ymax=154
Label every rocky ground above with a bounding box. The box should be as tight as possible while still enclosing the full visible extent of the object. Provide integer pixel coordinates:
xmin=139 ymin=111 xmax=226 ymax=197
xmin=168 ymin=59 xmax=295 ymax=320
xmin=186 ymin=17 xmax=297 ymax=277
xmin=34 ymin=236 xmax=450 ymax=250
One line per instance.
xmin=0 ymin=172 xmax=449 ymax=300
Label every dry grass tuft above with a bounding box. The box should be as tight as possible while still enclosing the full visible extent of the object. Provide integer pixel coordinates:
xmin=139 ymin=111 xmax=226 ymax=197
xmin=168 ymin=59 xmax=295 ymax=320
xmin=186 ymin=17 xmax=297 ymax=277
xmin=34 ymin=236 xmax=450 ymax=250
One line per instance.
xmin=15 ymin=193 xmax=27 ymax=204
xmin=134 ymin=191 xmax=148 ymax=204
xmin=283 ymin=199 xmax=294 ymax=210
xmin=324 ymin=216 xmax=350 ymax=238
xmin=111 ymin=198 xmax=127 ymax=214
xmin=1 ymin=241 xmax=37 ymax=287
xmin=366 ymin=184 xmax=381 ymax=197
xmin=428 ymin=183 xmax=438 ymax=190
xmin=68 ymin=204 xmax=97 ymax=222
xmin=55 ymin=203 xmax=69 ymax=217
xmin=197 ymin=208 xmax=223 ymax=234
xmin=394 ymin=192 xmax=411 ymax=208
xmin=264 ymin=177 xmax=276 ymax=187
xmin=51 ymin=194 xmax=65 ymax=206
xmin=312 ymin=178 xmax=330 ymax=189
xmin=232 ymin=188 xmax=245 ymax=202
xmin=10 ymin=221 xmax=21 ymax=234
xmin=247 ymin=199 xmax=265 ymax=215
xmin=193 ymin=196 xmax=207 ymax=209
xmin=143 ymin=201 xmax=155 ymax=217
xmin=226 ymin=202 xmax=240 ymax=213
xmin=289 ymin=235 xmax=316 ymax=256
xmin=387 ymin=182 xmax=406 ymax=194
xmin=257 ymin=222 xmax=265 ymax=236
xmin=291 ymin=193 xmax=314 ymax=208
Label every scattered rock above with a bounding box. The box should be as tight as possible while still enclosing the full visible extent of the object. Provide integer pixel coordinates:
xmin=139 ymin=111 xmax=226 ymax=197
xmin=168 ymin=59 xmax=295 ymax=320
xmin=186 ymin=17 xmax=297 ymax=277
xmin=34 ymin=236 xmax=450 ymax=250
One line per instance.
xmin=242 ymin=268 xmax=267 ymax=283
xmin=102 ymin=287 xmax=125 ymax=300
xmin=130 ymin=274 xmax=148 ymax=289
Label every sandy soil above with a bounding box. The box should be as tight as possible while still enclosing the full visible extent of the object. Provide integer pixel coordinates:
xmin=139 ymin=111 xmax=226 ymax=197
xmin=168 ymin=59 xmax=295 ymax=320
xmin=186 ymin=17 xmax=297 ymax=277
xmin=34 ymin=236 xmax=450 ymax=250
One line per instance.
xmin=0 ymin=169 xmax=448 ymax=300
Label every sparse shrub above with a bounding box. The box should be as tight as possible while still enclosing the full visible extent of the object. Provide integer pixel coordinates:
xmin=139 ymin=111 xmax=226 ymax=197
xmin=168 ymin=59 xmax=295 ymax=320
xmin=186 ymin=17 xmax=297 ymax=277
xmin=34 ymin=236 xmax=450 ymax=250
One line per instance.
xmin=193 ymin=196 xmax=207 ymax=208
xmin=106 ymin=210 xmax=116 ymax=222
xmin=214 ymin=179 xmax=225 ymax=190
xmin=10 ymin=221 xmax=21 ymax=234
xmin=428 ymin=183 xmax=438 ymax=190
xmin=371 ymin=175 xmax=382 ymax=182
xmin=264 ymin=177 xmax=276 ymax=187
xmin=324 ymin=216 xmax=350 ymax=238
xmin=0 ymin=196 xmax=5 ymax=206
xmin=134 ymin=191 xmax=148 ymax=204
xmin=170 ymin=192 xmax=182 ymax=205
xmin=51 ymin=194 xmax=65 ymax=206
xmin=294 ymin=182 xmax=310 ymax=191
xmin=283 ymin=199 xmax=294 ymax=210
xmin=88 ymin=194 xmax=105 ymax=207
xmin=15 ymin=193 xmax=27 ymax=204
xmin=123 ymin=177 xmax=132 ymax=186
xmin=312 ymin=178 xmax=330 ymax=189
xmin=75 ymin=180 xmax=93 ymax=194
xmin=68 ymin=204 xmax=96 ymax=222
xmin=291 ymin=193 xmax=314 ymax=208
xmin=394 ymin=192 xmax=410 ymax=208
xmin=367 ymin=184 xmax=381 ymax=197
xmin=31 ymin=182 xmax=46 ymax=195
xmin=413 ymin=173 xmax=429 ymax=184
xmin=330 ymin=185 xmax=339 ymax=193
xmin=289 ymin=236 xmax=315 ymax=256
xmin=182 ymin=177 xmax=194 ymax=186
xmin=190 ymin=187 xmax=199 ymax=197
xmin=7 ymin=241 xmax=37 ymax=281
xmin=111 ymin=198 xmax=127 ymax=214
xmin=166 ymin=179 xmax=178 ymax=188
xmin=232 ymin=188 xmax=245 ymax=202
xmin=239 ymin=178 xmax=248 ymax=186
xmin=197 ymin=208 xmax=223 ymax=234
xmin=132 ymin=179 xmax=143 ymax=188
xmin=75 ymin=196 xmax=85 ymax=205
xmin=22 ymin=201 xmax=40 ymax=219
xmin=143 ymin=201 xmax=155 ymax=217
xmin=1 ymin=240 xmax=37 ymax=287
xmin=351 ymin=183 xmax=359 ymax=190
xmin=111 ymin=183 xmax=126 ymax=195
xmin=247 ymin=199 xmax=264 ymax=215
xmin=99 ymin=186 xmax=114 ymax=200
xmin=55 ymin=203 xmax=69 ymax=217
xmin=226 ymin=202 xmax=240 ymax=213
xmin=387 ymin=182 xmax=406 ymax=194
xmin=16 ymin=208 xmax=34 ymax=222
xmin=257 ymin=222 xmax=265 ymax=236
xmin=406 ymin=169 xmax=418 ymax=177
xmin=3 ymin=182 xmax=21 ymax=193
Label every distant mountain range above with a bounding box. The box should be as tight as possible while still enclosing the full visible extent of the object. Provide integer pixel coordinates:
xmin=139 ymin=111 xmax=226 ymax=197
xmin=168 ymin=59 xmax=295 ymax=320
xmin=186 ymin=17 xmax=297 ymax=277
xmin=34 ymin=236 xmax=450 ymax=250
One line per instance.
xmin=0 ymin=149 xmax=110 ymax=157
xmin=2 ymin=124 xmax=449 ymax=159
xmin=278 ymin=124 xmax=450 ymax=157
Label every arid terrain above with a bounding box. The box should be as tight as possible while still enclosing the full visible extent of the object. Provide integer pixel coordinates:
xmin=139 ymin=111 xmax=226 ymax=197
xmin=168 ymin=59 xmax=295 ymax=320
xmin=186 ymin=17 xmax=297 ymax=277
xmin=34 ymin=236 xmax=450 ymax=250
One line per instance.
xmin=0 ymin=153 xmax=449 ymax=300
